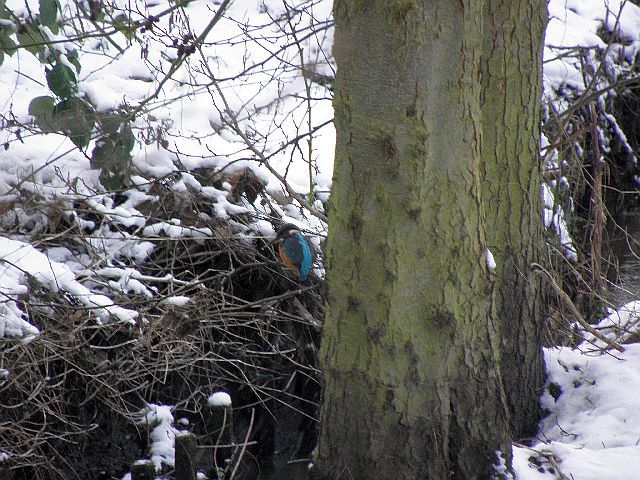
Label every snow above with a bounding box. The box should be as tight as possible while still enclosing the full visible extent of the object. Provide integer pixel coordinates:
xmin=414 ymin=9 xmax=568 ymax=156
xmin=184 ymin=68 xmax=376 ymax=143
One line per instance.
xmin=208 ymin=391 xmax=232 ymax=407
xmin=509 ymin=1 xmax=640 ymax=477
xmin=587 ymin=301 xmax=640 ymax=346
xmin=485 ymin=248 xmax=496 ymax=271
xmin=539 ymin=0 xmax=640 ymax=263
xmin=514 ymin=341 xmax=640 ymax=479
xmin=177 ymin=417 xmax=190 ymax=426
xmin=0 ymin=236 xmax=137 ymax=336
xmin=0 ymin=0 xmax=332 ymax=235
xmin=541 ymin=183 xmax=577 ymax=261
xmin=137 ymin=404 xmax=177 ymax=472
xmin=162 ymin=295 xmax=191 ymax=306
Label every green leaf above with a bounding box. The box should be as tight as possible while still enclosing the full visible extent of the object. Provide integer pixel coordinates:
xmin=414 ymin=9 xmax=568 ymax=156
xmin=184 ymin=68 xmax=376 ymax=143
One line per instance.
xmin=92 ymin=136 xmax=132 ymax=191
xmin=39 ymin=0 xmax=58 ymax=28
xmin=91 ymin=138 xmax=114 ymax=170
xmin=16 ymin=23 xmax=47 ymax=56
xmin=28 ymin=95 xmax=55 ymax=116
xmin=120 ymin=124 xmax=135 ymax=152
xmin=66 ymin=48 xmax=81 ymax=73
xmin=95 ymin=111 xmax=136 ymax=150
xmin=91 ymin=137 xmax=133 ymax=170
xmin=99 ymin=170 xmax=127 ymax=192
xmin=52 ymin=98 xmax=95 ymax=148
xmin=46 ymin=62 xmax=77 ymax=99
xmin=98 ymin=111 xmax=124 ymax=137
xmin=0 ymin=26 xmax=16 ymax=55
xmin=0 ymin=1 xmax=8 ymax=20
xmin=28 ymin=95 xmax=56 ymax=132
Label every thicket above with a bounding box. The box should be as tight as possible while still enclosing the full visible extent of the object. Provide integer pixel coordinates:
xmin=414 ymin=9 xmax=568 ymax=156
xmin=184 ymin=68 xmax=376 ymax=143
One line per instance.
xmin=542 ymin=8 xmax=640 ymax=343
xmin=1 ymin=0 xmax=330 ymax=478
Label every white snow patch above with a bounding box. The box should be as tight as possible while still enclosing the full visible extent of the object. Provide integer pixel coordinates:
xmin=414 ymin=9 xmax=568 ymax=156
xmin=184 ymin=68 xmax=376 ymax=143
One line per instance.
xmin=207 ymin=391 xmax=232 ymax=407
xmin=163 ymin=296 xmax=190 ymax=307
xmin=137 ymin=404 xmax=177 ymax=472
xmin=514 ymin=344 xmax=640 ymax=479
xmin=0 ymin=237 xmax=138 ymax=338
xmin=583 ymin=300 xmax=640 ymax=347
xmin=142 ymin=222 xmax=212 ymax=239
xmin=485 ymin=248 xmax=496 ymax=271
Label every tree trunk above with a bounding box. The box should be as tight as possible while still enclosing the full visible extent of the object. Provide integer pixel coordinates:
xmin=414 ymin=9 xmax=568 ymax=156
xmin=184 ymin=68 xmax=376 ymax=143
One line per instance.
xmin=315 ymin=1 xmax=546 ymax=479
xmin=480 ymin=0 xmax=548 ymax=439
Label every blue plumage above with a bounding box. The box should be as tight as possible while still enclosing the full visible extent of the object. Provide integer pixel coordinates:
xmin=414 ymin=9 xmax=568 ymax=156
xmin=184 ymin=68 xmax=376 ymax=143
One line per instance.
xmin=273 ymin=224 xmax=314 ymax=281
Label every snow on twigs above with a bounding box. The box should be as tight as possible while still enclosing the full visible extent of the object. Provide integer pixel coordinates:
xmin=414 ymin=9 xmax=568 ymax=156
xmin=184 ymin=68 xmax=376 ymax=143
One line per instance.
xmin=0 ymin=236 xmax=137 ymax=338
xmin=136 ymin=404 xmax=177 ymax=472
xmin=208 ymin=391 xmax=232 ymax=407
xmin=0 ymin=0 xmax=331 ymax=341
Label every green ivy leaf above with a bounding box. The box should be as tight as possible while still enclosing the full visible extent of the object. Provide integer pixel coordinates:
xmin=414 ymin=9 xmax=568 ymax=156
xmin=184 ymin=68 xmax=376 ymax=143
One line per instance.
xmin=46 ymin=62 xmax=77 ymax=99
xmin=92 ymin=136 xmax=132 ymax=191
xmin=66 ymin=48 xmax=81 ymax=73
xmin=120 ymin=124 xmax=135 ymax=152
xmin=91 ymin=137 xmax=133 ymax=170
xmin=0 ymin=26 xmax=16 ymax=55
xmin=39 ymin=0 xmax=58 ymax=28
xmin=28 ymin=95 xmax=56 ymax=132
xmin=16 ymin=23 xmax=47 ymax=56
xmin=98 ymin=111 xmax=124 ymax=137
xmin=0 ymin=0 xmax=8 ymax=20
xmin=28 ymin=95 xmax=55 ymax=116
xmin=99 ymin=170 xmax=128 ymax=192
xmin=52 ymin=98 xmax=95 ymax=148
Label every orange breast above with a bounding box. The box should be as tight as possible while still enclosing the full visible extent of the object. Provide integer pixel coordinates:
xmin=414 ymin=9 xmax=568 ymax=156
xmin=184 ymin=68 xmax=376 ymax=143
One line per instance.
xmin=278 ymin=243 xmax=298 ymax=270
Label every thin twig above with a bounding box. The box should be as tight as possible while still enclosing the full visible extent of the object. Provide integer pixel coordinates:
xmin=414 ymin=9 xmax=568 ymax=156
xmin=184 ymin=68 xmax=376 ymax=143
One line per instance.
xmin=228 ymin=408 xmax=254 ymax=480
xmin=531 ymin=263 xmax=625 ymax=352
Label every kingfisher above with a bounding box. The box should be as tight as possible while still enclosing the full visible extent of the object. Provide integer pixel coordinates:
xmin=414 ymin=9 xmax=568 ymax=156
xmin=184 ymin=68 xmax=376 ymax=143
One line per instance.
xmin=271 ymin=223 xmax=314 ymax=281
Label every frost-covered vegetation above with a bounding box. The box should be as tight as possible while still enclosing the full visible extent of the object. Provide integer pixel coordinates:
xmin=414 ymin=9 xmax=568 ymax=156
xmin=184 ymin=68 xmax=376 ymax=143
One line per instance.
xmin=1 ymin=1 xmax=329 ymax=478
xmin=1 ymin=0 xmax=640 ymax=479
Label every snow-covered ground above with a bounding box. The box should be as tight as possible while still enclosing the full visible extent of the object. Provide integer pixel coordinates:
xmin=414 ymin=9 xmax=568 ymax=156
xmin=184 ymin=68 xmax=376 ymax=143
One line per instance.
xmin=514 ymin=342 xmax=640 ymax=479
xmin=1 ymin=0 xmax=640 ymax=478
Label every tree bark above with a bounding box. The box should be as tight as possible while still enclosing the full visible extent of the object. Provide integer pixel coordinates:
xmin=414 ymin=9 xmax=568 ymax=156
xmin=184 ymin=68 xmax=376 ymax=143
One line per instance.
xmin=315 ymin=1 xmax=546 ymax=479
xmin=480 ymin=0 xmax=548 ymax=439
